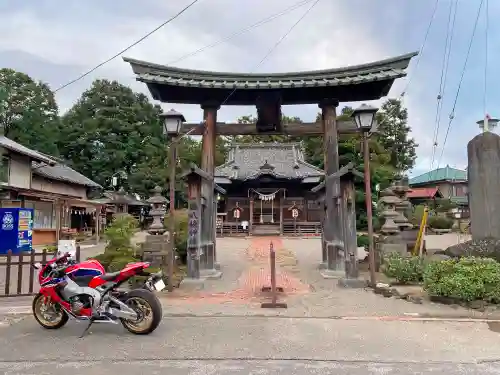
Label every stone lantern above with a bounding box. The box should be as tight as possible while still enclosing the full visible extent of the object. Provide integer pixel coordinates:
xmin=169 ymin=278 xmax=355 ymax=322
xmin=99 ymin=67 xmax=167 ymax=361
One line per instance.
xmin=147 ymin=186 xmax=168 ymax=235
xmin=378 ymin=187 xmax=407 ymax=257
xmin=391 ymin=178 xmax=413 ymax=231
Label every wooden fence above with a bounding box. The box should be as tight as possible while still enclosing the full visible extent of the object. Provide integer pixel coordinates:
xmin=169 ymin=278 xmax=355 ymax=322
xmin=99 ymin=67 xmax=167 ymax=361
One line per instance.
xmin=0 ymin=247 xmax=81 ymax=298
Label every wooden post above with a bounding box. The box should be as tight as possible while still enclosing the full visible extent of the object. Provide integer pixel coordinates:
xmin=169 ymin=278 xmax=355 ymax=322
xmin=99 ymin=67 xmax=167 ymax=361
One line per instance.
xmin=279 ymin=195 xmax=283 ymax=235
xmin=200 ymin=103 xmax=219 ymax=274
xmin=249 ymin=198 xmax=254 ymax=236
xmin=320 ymin=99 xmax=343 ymax=271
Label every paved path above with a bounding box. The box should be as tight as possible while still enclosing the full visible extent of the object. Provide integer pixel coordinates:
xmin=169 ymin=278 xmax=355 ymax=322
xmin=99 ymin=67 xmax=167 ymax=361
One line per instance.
xmin=1 ymin=236 xmax=500 ymax=374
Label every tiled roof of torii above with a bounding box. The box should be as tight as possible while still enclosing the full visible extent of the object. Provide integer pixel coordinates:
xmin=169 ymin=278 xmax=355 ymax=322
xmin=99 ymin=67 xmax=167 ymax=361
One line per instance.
xmin=215 ymin=143 xmax=323 ymax=182
xmin=123 ymin=52 xmax=418 ymax=105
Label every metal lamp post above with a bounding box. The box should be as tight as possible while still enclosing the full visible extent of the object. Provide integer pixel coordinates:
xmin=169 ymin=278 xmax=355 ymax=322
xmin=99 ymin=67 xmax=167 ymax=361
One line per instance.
xmin=161 ymin=109 xmax=186 ymax=292
xmin=352 ymin=103 xmax=378 ymax=287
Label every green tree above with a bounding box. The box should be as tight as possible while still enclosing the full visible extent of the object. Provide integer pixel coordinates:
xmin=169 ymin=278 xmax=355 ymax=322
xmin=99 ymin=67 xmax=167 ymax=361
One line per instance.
xmin=376 ymin=99 xmax=417 ymax=172
xmin=58 ymin=79 xmax=166 ymax=197
xmin=0 ymin=68 xmax=60 ymax=154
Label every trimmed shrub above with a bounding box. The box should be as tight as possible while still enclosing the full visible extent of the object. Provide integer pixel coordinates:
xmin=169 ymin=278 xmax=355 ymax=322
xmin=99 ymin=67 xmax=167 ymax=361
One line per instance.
xmin=357 ymin=234 xmax=370 ymax=248
xmin=423 ymin=257 xmax=500 ymax=303
xmin=382 ymin=252 xmax=424 ymax=284
xmin=427 ymin=216 xmax=453 ymax=230
xmin=164 ymin=209 xmax=188 ymax=264
xmin=90 ymin=214 xmax=139 ymax=271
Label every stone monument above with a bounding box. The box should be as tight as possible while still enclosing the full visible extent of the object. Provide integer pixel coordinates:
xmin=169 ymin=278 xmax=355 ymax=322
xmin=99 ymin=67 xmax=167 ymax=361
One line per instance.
xmin=468 ymin=131 xmax=500 ymax=239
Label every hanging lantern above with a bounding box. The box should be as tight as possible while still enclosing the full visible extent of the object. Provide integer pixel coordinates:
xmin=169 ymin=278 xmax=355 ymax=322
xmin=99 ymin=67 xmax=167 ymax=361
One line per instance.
xmin=292 ymin=208 xmax=299 ymax=218
xmin=233 ymin=208 xmax=241 ymax=219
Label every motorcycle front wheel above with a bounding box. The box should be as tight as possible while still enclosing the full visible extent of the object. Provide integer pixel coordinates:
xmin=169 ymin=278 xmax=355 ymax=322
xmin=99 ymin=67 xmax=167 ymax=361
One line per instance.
xmin=120 ymin=288 xmax=163 ymax=335
xmin=32 ymin=293 xmax=69 ymax=329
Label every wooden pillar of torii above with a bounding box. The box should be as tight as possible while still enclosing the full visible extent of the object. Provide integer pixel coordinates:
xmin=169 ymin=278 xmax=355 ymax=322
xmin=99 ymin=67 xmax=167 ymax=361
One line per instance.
xmin=320 ymin=99 xmax=344 ymax=272
xmin=199 ymin=102 xmax=222 ymax=278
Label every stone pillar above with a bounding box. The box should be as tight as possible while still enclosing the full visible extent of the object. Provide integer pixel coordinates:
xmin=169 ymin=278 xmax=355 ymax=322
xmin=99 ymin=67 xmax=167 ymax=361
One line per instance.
xmin=200 ymin=103 xmax=221 ymax=278
xmin=320 ymin=99 xmax=343 ymax=272
xmin=342 ymin=181 xmax=359 ymax=278
xmin=468 ymin=132 xmax=500 ymax=239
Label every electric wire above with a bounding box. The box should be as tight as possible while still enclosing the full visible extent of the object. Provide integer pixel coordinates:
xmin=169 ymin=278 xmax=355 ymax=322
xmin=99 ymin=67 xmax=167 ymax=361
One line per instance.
xmin=54 ymin=0 xmax=200 ymax=93
xmin=429 ymin=0 xmax=458 ymax=171
xmin=401 ymin=0 xmax=440 ymax=96
xmin=483 ymin=0 xmax=489 ymax=114
xmin=435 ymin=0 xmax=485 ymax=171
xmin=168 ymin=0 xmax=317 ymax=65
xmin=171 ymin=0 xmax=322 ymax=145
xmin=366 ymin=0 xmax=440 ymax=171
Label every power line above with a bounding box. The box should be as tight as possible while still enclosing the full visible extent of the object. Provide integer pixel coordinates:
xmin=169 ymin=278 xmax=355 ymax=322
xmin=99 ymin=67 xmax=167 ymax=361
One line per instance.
xmin=429 ymin=0 xmax=458 ymax=170
xmin=402 ymin=0 xmax=440 ymax=95
xmin=483 ymin=0 xmax=489 ymax=114
xmin=435 ymin=0 xmax=485 ymax=170
xmin=54 ymin=0 xmax=200 ymax=93
xmin=173 ymin=0 xmax=321 ymax=145
xmin=168 ymin=0 xmax=317 ymax=65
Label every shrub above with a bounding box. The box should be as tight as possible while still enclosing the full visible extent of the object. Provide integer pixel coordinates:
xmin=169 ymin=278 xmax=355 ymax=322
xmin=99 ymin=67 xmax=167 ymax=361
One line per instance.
xmin=423 ymin=257 xmax=500 ymax=303
xmin=164 ymin=209 xmax=188 ymax=264
xmin=91 ymin=214 xmax=139 ymax=271
xmin=43 ymin=245 xmax=58 ymax=254
xmin=427 ymin=216 xmax=453 ymax=230
xmin=381 ymin=252 xmax=424 ymax=284
xmin=357 ymin=235 xmax=370 ymax=248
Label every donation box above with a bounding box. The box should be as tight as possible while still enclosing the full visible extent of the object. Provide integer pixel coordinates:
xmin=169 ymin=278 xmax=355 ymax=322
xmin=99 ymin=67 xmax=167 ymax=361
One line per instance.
xmin=0 ymin=208 xmax=34 ymax=254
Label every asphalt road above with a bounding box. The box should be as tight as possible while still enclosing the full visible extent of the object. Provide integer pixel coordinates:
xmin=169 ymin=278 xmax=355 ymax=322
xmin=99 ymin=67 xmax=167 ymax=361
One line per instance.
xmin=1 ymin=315 xmax=500 ymax=374
xmin=1 ymin=359 xmax=500 ymax=375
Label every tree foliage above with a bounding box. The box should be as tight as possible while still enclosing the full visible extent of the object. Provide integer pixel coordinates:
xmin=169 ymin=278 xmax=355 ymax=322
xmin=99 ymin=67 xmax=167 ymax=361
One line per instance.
xmin=0 ymin=68 xmax=60 ymax=155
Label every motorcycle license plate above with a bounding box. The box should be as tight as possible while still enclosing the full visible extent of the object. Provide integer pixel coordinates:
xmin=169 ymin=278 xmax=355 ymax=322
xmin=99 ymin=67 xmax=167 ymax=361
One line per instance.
xmin=154 ymin=279 xmax=166 ymax=291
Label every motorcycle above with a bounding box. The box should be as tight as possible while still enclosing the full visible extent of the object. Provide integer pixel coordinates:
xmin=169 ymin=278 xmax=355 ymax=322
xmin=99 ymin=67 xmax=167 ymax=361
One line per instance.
xmin=31 ymin=252 xmax=165 ymax=337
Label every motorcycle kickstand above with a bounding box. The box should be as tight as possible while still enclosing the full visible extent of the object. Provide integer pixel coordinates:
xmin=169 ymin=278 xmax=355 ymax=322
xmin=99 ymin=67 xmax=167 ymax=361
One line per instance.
xmin=79 ymin=318 xmax=95 ymax=338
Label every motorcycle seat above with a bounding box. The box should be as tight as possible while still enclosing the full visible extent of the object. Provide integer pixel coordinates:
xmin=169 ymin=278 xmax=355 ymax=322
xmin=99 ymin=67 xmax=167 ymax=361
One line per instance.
xmin=100 ymin=271 xmax=121 ymax=281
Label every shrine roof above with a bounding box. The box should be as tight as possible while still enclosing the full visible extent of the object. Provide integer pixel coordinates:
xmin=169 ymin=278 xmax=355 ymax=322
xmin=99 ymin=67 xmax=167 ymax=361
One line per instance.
xmin=123 ymin=52 xmax=417 ymax=105
xmin=215 ymin=143 xmax=323 ymax=183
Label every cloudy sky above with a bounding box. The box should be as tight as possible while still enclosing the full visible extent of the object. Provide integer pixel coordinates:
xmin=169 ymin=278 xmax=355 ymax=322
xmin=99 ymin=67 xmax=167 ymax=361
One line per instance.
xmin=0 ymin=0 xmax=497 ymax=176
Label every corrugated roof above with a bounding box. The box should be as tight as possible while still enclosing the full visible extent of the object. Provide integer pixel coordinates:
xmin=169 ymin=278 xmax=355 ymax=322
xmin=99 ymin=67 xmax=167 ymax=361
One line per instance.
xmin=215 ymin=143 xmax=323 ymax=182
xmin=0 ymin=136 xmax=55 ymax=164
xmin=0 ymin=136 xmax=101 ymax=188
xmin=409 ymin=165 xmax=467 ymax=185
xmin=32 ymin=161 xmax=102 ymax=188
xmin=407 ymin=187 xmax=440 ymax=199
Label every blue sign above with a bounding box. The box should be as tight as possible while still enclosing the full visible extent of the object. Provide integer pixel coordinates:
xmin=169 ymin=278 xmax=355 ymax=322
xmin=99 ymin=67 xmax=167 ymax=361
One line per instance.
xmin=0 ymin=208 xmax=34 ymax=254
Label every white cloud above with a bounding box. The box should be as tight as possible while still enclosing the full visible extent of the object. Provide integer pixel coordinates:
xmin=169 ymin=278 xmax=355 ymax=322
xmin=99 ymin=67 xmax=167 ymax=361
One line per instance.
xmin=1 ymin=0 xmax=470 ymax=173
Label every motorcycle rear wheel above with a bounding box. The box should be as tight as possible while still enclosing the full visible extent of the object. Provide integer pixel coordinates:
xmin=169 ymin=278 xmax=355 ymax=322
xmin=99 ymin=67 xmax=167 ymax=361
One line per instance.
xmin=120 ymin=289 xmax=162 ymax=335
xmin=32 ymin=293 xmax=69 ymax=329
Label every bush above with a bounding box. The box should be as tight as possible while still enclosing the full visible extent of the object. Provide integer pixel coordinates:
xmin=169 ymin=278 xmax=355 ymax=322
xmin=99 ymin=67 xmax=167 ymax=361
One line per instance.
xmin=423 ymin=257 xmax=500 ymax=303
xmin=427 ymin=216 xmax=453 ymax=230
xmin=90 ymin=214 xmax=139 ymax=271
xmin=43 ymin=245 xmax=58 ymax=254
xmin=164 ymin=209 xmax=188 ymax=264
xmin=357 ymin=235 xmax=370 ymax=248
xmin=381 ymin=252 xmax=424 ymax=284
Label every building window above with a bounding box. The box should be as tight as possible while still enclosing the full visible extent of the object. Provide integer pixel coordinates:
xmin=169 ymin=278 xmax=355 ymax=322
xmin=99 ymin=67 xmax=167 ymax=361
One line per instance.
xmin=0 ymin=155 xmax=9 ymax=183
xmin=24 ymin=200 xmax=56 ymax=229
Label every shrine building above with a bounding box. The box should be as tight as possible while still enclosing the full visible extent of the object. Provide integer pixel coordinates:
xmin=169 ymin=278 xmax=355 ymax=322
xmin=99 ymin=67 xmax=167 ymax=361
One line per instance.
xmin=214 ymin=143 xmax=323 ymax=236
